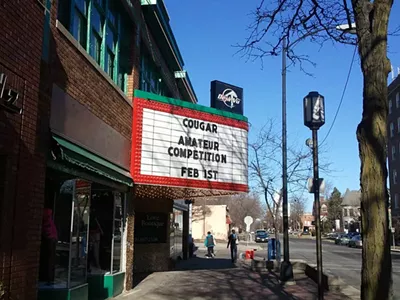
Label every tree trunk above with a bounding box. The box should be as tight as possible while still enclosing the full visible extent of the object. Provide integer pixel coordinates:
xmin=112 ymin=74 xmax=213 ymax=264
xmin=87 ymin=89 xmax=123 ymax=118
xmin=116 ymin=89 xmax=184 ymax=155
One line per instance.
xmin=354 ymin=2 xmax=393 ymax=299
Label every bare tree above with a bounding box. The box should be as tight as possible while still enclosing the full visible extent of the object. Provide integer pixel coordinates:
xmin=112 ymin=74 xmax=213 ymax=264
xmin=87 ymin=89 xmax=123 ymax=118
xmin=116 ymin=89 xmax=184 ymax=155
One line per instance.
xmin=323 ymin=180 xmax=334 ymax=201
xmin=250 ymin=120 xmax=330 ymax=240
xmin=290 ymin=196 xmax=306 ymax=231
xmin=240 ymin=1 xmax=394 ymax=298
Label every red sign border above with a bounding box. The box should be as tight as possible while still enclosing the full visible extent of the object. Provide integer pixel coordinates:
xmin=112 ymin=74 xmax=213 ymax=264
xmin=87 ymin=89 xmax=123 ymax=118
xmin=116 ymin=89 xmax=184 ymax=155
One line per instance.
xmin=131 ymin=97 xmax=249 ymax=192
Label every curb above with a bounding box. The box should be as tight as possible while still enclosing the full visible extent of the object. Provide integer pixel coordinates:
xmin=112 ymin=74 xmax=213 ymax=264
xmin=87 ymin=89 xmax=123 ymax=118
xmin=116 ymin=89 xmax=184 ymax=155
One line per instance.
xmin=291 ymin=259 xmax=360 ymax=300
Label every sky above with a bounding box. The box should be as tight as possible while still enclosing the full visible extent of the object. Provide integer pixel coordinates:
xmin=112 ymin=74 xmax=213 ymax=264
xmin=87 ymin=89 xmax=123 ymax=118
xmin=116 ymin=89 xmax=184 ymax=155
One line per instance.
xmin=165 ymin=0 xmax=400 ymax=212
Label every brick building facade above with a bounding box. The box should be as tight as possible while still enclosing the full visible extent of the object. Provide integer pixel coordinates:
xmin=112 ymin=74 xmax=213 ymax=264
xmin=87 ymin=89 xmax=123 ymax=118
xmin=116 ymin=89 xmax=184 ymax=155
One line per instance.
xmin=1 ymin=1 xmax=197 ymax=300
xmin=0 ymin=2 xmax=48 ymax=300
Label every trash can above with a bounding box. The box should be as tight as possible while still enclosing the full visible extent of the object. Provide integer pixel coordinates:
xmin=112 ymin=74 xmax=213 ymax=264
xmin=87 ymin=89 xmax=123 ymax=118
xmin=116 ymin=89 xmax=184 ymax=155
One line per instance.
xmin=268 ymin=238 xmax=281 ymax=261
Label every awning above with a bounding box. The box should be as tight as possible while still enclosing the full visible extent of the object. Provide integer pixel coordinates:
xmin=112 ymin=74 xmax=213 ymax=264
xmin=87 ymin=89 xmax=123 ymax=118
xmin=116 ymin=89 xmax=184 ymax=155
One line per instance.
xmin=50 ymin=135 xmax=133 ymax=187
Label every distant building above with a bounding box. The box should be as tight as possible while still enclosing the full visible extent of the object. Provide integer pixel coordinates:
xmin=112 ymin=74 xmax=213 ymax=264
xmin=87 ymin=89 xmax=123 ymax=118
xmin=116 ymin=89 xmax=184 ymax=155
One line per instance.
xmin=341 ymin=189 xmax=361 ymax=232
xmin=312 ymin=197 xmax=328 ymax=222
xmin=388 ymin=75 xmax=400 ymax=224
xmin=191 ymin=205 xmax=230 ymax=240
xmin=301 ymin=213 xmax=315 ymax=229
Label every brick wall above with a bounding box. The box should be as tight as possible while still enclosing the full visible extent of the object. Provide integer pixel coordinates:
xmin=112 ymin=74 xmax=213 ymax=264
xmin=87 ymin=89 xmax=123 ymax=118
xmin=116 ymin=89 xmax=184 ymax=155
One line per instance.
xmin=0 ymin=1 xmax=46 ymax=300
xmin=49 ymin=2 xmax=134 ymax=141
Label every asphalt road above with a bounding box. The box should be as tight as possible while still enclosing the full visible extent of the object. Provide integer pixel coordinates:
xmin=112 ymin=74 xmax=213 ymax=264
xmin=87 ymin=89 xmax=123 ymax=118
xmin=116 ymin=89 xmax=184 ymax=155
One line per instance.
xmin=248 ymin=237 xmax=400 ymax=298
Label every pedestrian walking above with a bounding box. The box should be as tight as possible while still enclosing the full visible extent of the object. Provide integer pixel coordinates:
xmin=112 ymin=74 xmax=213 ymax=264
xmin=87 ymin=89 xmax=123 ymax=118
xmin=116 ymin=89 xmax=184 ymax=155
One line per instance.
xmin=227 ymin=229 xmax=239 ymax=263
xmin=204 ymin=231 xmax=216 ymax=258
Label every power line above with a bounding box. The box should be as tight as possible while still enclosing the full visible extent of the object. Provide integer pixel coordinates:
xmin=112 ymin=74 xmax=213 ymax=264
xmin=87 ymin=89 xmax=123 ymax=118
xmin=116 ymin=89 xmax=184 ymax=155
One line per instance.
xmin=320 ymin=46 xmax=357 ymax=146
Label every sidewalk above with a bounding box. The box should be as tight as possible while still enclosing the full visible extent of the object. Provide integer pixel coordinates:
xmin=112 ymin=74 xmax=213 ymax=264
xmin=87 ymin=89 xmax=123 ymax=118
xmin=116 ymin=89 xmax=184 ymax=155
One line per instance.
xmin=116 ymin=248 xmax=350 ymax=300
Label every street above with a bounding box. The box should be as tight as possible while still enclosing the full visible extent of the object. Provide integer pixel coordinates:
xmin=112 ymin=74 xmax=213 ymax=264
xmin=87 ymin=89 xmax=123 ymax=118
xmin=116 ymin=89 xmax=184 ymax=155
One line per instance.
xmin=247 ymin=237 xmax=400 ymax=298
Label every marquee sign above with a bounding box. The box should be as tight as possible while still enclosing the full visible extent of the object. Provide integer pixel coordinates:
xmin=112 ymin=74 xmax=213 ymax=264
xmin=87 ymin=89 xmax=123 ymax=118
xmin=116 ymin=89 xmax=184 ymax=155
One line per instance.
xmin=131 ymin=90 xmax=249 ymax=192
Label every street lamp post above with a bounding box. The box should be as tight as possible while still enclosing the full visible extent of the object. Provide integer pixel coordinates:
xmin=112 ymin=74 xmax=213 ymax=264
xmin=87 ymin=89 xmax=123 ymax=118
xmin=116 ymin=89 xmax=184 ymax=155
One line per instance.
xmin=303 ymin=91 xmax=326 ymax=300
xmin=280 ymin=36 xmax=294 ymax=283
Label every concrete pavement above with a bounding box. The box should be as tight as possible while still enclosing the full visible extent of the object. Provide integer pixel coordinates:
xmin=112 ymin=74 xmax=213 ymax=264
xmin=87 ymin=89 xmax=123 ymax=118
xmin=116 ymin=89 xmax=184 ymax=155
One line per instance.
xmin=117 ymin=245 xmax=350 ymax=300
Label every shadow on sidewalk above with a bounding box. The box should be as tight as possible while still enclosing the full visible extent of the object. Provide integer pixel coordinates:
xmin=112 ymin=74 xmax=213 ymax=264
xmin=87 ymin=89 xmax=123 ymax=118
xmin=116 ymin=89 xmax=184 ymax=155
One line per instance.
xmin=176 ymin=256 xmax=239 ymax=271
xmin=128 ymin=258 xmax=300 ymax=299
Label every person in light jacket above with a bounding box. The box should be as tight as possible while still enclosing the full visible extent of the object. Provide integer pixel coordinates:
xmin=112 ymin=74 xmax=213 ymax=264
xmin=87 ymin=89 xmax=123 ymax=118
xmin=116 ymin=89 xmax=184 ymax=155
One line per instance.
xmin=204 ymin=231 xmax=216 ymax=258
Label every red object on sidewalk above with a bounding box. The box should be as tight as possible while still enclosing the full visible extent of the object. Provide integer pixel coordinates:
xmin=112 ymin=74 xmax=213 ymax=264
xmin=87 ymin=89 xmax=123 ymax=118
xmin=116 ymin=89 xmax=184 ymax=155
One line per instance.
xmin=245 ymin=250 xmax=255 ymax=259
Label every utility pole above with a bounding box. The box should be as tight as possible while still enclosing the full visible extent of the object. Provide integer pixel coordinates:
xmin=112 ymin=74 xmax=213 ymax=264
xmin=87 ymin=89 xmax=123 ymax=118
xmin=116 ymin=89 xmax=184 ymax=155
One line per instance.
xmin=312 ymin=130 xmax=324 ymax=300
xmin=280 ymin=36 xmax=294 ymax=282
xmin=304 ymin=91 xmax=326 ymax=300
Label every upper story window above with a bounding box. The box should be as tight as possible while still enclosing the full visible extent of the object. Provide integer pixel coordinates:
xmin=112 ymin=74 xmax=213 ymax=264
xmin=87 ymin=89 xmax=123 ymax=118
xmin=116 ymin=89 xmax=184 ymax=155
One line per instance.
xmin=397 ymin=92 xmax=400 ymax=108
xmin=397 ymin=118 xmax=400 ymax=133
xmin=72 ymin=0 xmax=89 ymax=48
xmin=140 ymin=53 xmax=167 ymax=96
xmin=58 ymin=0 xmax=132 ymax=94
xmin=392 ymin=145 xmax=396 ymax=161
xmin=391 ymin=123 xmax=394 ymax=137
xmin=394 ymin=169 xmax=398 ymax=185
xmin=343 ymin=208 xmax=348 ymax=217
xmin=395 ymin=194 xmax=399 ymax=209
xmin=349 ymin=208 xmax=354 ymax=217
xmin=390 ymin=99 xmax=393 ymax=114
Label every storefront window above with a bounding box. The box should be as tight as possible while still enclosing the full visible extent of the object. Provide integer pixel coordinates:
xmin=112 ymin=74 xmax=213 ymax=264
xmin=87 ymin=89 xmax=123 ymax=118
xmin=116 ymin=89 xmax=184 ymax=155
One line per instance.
xmin=88 ymin=187 xmax=125 ymax=275
xmin=39 ymin=175 xmax=126 ymax=291
xmin=169 ymin=212 xmax=175 ymax=258
xmin=70 ymin=180 xmax=91 ymax=286
xmin=39 ymin=178 xmax=91 ymax=289
xmin=112 ymin=192 xmax=125 ymax=273
xmin=170 ymin=209 xmax=183 ymax=259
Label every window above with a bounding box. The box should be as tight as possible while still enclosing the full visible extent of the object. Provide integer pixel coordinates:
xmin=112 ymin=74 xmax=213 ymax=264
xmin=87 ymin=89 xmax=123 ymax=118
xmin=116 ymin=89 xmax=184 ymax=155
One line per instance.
xmin=397 ymin=92 xmax=400 ymax=108
xmin=390 ymin=99 xmax=393 ymax=114
xmin=140 ymin=53 xmax=167 ymax=96
xmin=89 ymin=5 xmax=104 ymax=64
xmin=58 ymin=0 xmax=131 ymax=93
xmin=398 ymin=118 xmax=400 ymax=134
xmin=395 ymin=194 xmax=399 ymax=209
xmin=349 ymin=208 xmax=354 ymax=217
xmin=112 ymin=192 xmax=125 ymax=273
xmin=343 ymin=208 xmax=348 ymax=217
xmin=104 ymin=7 xmax=117 ymax=79
xmin=391 ymin=123 xmax=394 ymax=137
xmin=38 ymin=179 xmax=91 ymax=289
xmin=72 ymin=0 xmax=88 ymax=48
xmin=394 ymin=169 xmax=398 ymax=184
xmin=393 ymin=145 xmax=396 ymax=161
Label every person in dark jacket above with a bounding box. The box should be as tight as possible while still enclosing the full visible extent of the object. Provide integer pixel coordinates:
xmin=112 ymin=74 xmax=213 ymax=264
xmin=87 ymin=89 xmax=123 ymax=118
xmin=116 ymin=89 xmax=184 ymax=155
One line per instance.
xmin=204 ymin=231 xmax=216 ymax=258
xmin=227 ymin=229 xmax=239 ymax=263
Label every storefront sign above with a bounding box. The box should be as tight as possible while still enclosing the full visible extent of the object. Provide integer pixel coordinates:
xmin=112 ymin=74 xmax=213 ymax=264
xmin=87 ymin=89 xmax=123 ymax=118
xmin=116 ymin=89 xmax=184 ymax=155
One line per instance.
xmin=0 ymin=73 xmax=22 ymax=114
xmin=134 ymin=212 xmax=168 ymax=243
xmin=210 ymin=80 xmax=243 ymax=115
xmin=132 ymin=91 xmax=249 ymax=192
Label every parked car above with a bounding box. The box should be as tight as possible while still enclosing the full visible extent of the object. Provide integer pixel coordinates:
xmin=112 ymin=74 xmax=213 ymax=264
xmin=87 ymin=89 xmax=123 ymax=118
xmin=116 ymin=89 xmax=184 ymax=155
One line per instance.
xmin=348 ymin=235 xmax=362 ymax=248
xmin=326 ymin=232 xmax=341 ymax=240
xmin=334 ymin=233 xmax=347 ymax=245
xmin=255 ymin=230 xmax=269 ymax=243
xmin=338 ymin=234 xmax=352 ymax=246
